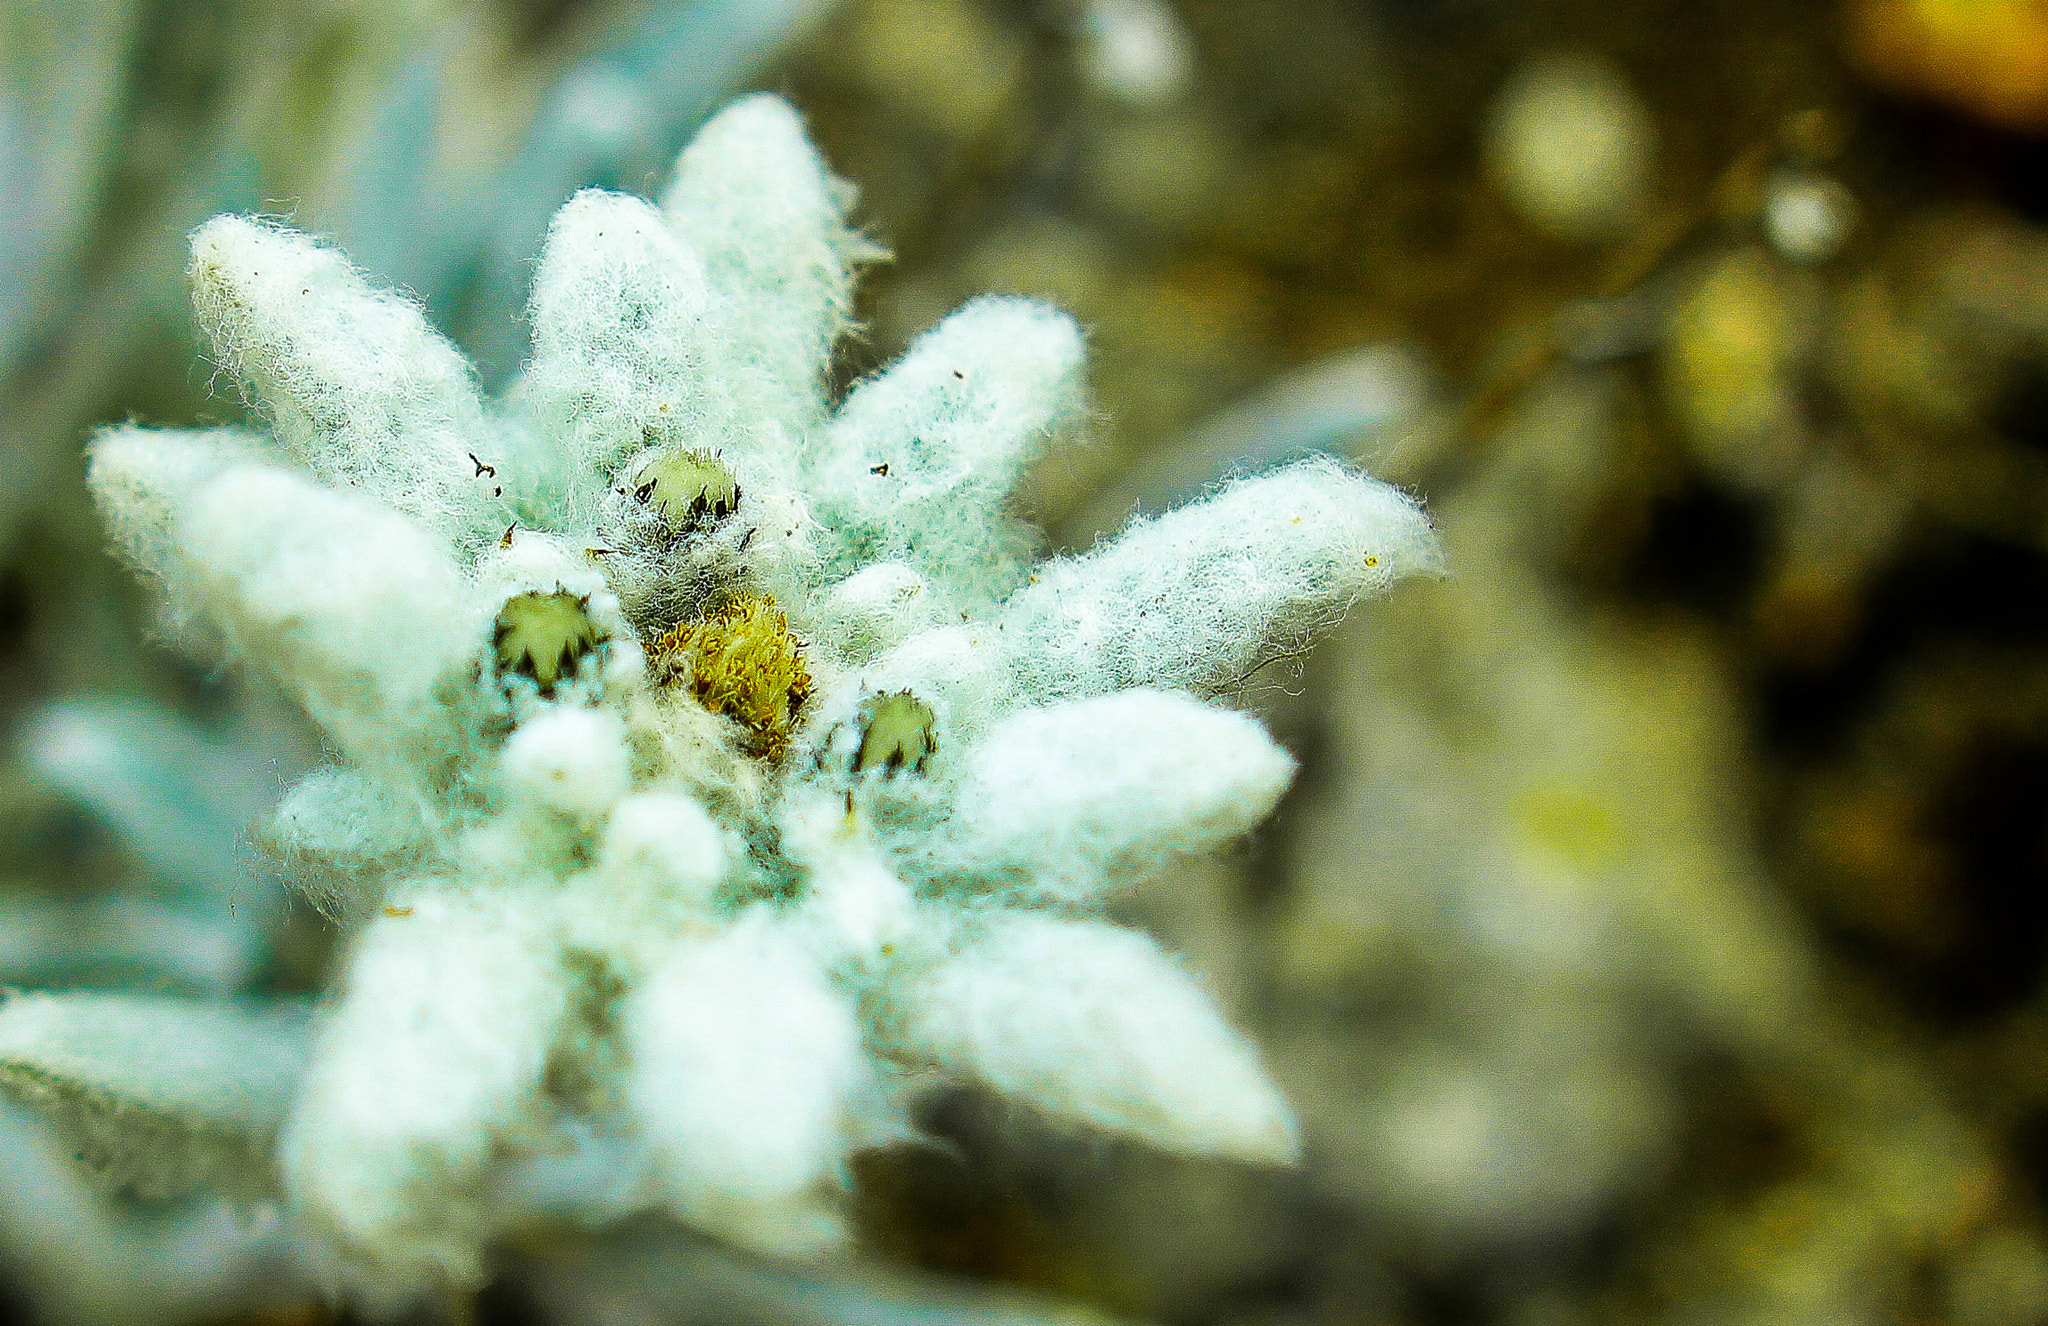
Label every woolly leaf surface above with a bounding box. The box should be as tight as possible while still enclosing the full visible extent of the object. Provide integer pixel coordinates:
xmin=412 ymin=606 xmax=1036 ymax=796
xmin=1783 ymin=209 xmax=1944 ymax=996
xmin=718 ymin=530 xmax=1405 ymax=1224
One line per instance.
xmin=519 ymin=189 xmax=714 ymax=523
xmin=808 ymin=297 xmax=1084 ymax=602
xmin=888 ymin=915 xmax=1297 ymax=1164
xmin=660 ymin=93 xmax=872 ymax=447
xmin=909 ymin=689 xmax=1294 ymax=904
xmin=1000 ymin=457 xmax=1442 ymax=699
xmin=85 ymin=426 xmax=263 ymax=642
xmin=0 ymin=992 xmax=311 ymax=1202
xmin=282 ymin=892 xmax=570 ymax=1293
xmin=624 ymin=913 xmax=868 ymax=1258
xmin=189 ymin=216 xmax=503 ymax=551
xmin=173 ymin=463 xmax=478 ymax=785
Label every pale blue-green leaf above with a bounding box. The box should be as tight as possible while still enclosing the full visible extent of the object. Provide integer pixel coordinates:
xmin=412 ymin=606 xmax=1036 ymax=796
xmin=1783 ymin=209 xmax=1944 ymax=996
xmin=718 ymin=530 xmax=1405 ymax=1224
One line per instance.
xmin=0 ymin=990 xmax=313 ymax=1201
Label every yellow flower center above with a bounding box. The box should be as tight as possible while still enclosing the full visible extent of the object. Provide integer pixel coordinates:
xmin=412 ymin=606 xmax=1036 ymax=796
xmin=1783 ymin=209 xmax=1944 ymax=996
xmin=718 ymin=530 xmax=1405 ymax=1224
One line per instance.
xmin=647 ymin=594 xmax=812 ymax=759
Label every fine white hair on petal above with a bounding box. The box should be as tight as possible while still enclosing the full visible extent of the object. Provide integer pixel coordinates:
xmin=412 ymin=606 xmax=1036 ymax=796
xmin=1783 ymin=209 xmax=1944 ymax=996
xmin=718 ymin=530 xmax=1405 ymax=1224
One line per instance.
xmin=499 ymin=707 xmax=631 ymax=820
xmin=660 ymin=94 xmax=873 ymax=447
xmin=809 ymin=624 xmax=1014 ymax=775
xmin=473 ymin=529 xmax=613 ymax=605
xmin=280 ymin=891 xmax=569 ymax=1296
xmin=911 ymin=689 xmax=1295 ymax=905
xmin=267 ymin=765 xmax=435 ymax=917
xmin=85 ymin=426 xmax=263 ymax=640
xmin=519 ymin=190 xmax=714 ymax=524
xmin=999 ymin=456 xmax=1443 ymax=699
xmin=188 ymin=216 xmax=504 ymax=552
xmin=807 ymin=298 xmax=1085 ymax=602
xmin=889 ymin=914 xmax=1299 ymax=1164
xmin=779 ymin=788 xmax=919 ymax=972
xmin=799 ymin=562 xmax=936 ymax=666
xmin=173 ymin=464 xmax=477 ymax=786
xmin=623 ymin=912 xmax=865 ymax=1258
xmin=595 ymin=792 xmax=732 ymax=911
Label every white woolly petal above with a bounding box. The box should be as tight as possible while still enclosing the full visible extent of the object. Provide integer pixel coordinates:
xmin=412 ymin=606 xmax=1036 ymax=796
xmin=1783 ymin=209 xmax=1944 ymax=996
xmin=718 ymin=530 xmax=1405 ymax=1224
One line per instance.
xmin=808 ymin=298 xmax=1084 ymax=600
xmin=281 ymin=892 xmax=567 ymax=1290
xmin=268 ymin=765 xmax=433 ymax=916
xmin=624 ymin=913 xmax=865 ymax=1257
xmin=779 ymin=789 xmax=919 ymax=970
xmin=660 ymin=94 xmax=870 ymax=445
xmin=188 ymin=216 xmax=504 ymax=551
xmin=809 ymin=624 xmax=1013 ymax=776
xmin=916 ymin=690 xmax=1295 ymax=904
xmin=890 ymin=915 xmax=1297 ymax=1164
xmin=999 ymin=456 xmax=1442 ymax=698
xmin=84 ymin=426 xmax=262 ymax=641
xmin=799 ymin=562 xmax=936 ymax=665
xmin=174 ymin=465 xmax=477 ymax=782
xmin=500 ymin=707 xmax=630 ymax=819
xmin=0 ymin=992 xmax=311 ymax=1202
xmin=555 ymin=792 xmax=733 ymax=968
xmin=596 ymin=792 xmax=730 ymax=906
xmin=474 ymin=529 xmax=610 ymax=603
xmin=519 ymin=190 xmax=713 ymax=523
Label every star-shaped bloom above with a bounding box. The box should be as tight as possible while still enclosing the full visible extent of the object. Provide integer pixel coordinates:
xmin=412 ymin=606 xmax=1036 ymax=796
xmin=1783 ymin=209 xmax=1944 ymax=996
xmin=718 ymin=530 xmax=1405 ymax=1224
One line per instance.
xmin=77 ymin=95 xmax=1440 ymax=1304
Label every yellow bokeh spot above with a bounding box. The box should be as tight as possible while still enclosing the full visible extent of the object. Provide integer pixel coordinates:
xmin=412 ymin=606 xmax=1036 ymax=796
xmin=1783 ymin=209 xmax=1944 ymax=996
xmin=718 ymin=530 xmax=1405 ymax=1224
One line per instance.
xmin=1512 ymin=784 xmax=1622 ymax=871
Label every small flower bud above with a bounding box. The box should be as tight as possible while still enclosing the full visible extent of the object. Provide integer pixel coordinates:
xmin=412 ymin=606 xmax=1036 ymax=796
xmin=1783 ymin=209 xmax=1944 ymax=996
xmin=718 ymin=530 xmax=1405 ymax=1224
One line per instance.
xmin=852 ymin=690 xmax=935 ymax=777
xmin=494 ymin=590 xmax=605 ymax=694
xmin=631 ymin=449 xmax=741 ymax=530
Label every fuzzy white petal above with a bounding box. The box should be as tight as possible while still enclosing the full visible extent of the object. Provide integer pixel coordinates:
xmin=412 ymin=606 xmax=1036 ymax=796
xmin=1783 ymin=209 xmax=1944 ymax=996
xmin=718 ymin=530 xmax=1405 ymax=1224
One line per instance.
xmin=173 ymin=464 xmax=477 ymax=785
xmin=596 ymin=792 xmax=731 ymax=907
xmin=780 ymin=789 xmax=921 ymax=971
xmin=268 ymin=765 xmax=432 ymax=916
xmin=660 ymin=94 xmax=870 ymax=445
xmin=520 ymin=190 xmax=714 ymax=523
xmin=0 ymin=992 xmax=311 ymax=1202
xmin=889 ymin=914 xmax=1298 ymax=1164
xmin=915 ymin=689 xmax=1294 ymax=904
xmin=84 ymin=426 xmax=262 ymax=640
xmin=624 ymin=913 xmax=866 ymax=1257
xmin=499 ymin=706 xmax=631 ymax=820
xmin=1000 ymin=456 xmax=1441 ymax=698
xmin=809 ymin=298 xmax=1085 ymax=600
xmin=473 ymin=528 xmax=612 ymax=604
xmin=801 ymin=562 xmax=936 ymax=665
xmin=281 ymin=893 xmax=567 ymax=1291
xmin=189 ymin=216 xmax=503 ymax=551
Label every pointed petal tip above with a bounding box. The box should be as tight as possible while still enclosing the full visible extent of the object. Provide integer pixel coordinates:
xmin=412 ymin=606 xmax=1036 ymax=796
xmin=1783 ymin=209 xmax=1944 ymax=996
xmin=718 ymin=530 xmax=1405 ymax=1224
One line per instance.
xmin=705 ymin=90 xmax=808 ymax=139
xmin=674 ymin=92 xmax=824 ymax=190
xmin=187 ymin=213 xmax=317 ymax=288
xmin=1268 ymin=454 xmax=1444 ymax=584
xmin=1211 ymin=1090 xmax=1303 ymax=1167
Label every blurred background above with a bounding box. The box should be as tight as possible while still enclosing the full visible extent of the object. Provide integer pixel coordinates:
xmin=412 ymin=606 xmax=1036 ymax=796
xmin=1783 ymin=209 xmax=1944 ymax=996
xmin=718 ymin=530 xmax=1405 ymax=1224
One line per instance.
xmin=8 ymin=0 xmax=2048 ymax=1321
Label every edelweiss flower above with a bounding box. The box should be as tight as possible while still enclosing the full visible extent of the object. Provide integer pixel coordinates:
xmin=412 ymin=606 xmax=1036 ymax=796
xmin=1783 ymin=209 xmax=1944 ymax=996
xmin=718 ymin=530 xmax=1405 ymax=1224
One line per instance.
xmin=78 ymin=95 xmax=1440 ymax=1303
